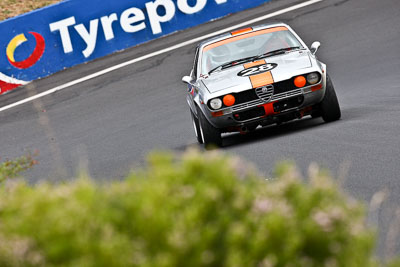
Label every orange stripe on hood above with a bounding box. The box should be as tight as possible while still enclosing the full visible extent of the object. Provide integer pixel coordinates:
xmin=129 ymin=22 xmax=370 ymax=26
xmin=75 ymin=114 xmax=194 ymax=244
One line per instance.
xmin=243 ymin=60 xmax=266 ymax=68
xmin=243 ymin=60 xmax=274 ymax=88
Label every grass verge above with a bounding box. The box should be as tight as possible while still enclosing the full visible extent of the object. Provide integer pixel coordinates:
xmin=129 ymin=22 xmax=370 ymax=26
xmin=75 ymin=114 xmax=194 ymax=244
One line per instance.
xmin=0 ymin=0 xmax=61 ymax=21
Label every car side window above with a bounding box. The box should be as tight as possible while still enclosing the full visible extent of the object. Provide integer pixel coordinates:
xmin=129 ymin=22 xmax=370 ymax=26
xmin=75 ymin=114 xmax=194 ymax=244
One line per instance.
xmin=192 ymin=47 xmax=199 ymax=79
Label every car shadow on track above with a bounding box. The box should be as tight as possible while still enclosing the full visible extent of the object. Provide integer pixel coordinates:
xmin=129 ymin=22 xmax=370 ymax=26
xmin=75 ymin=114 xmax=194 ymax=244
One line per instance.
xmin=220 ymin=117 xmax=328 ymax=149
xmin=177 ymin=116 xmax=344 ymax=151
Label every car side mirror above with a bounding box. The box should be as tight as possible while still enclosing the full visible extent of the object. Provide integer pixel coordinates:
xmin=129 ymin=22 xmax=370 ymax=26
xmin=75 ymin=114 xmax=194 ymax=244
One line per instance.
xmin=182 ymin=76 xmax=192 ymax=84
xmin=310 ymin=41 xmax=321 ymax=55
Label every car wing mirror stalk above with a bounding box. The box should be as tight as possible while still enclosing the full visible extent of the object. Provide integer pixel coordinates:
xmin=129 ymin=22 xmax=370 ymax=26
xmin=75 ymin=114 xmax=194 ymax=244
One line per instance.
xmin=310 ymin=41 xmax=321 ymax=55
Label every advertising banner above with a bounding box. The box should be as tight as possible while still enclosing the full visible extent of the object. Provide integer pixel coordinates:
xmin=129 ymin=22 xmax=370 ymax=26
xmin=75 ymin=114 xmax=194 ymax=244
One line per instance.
xmin=0 ymin=0 xmax=271 ymax=94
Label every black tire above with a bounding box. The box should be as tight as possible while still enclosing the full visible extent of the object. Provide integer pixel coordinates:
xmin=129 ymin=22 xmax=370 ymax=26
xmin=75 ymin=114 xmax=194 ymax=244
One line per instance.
xmin=197 ymin=106 xmax=222 ymax=147
xmin=320 ymin=75 xmax=341 ymax=122
xmin=190 ymin=109 xmax=203 ymax=144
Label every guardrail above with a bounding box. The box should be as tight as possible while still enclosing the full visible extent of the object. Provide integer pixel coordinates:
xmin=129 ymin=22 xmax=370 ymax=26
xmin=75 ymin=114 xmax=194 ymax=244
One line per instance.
xmin=0 ymin=0 xmax=271 ymax=95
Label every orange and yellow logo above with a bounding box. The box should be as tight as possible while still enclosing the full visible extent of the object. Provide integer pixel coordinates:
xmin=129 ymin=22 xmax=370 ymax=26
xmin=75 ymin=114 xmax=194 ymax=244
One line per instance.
xmin=6 ymin=32 xmax=45 ymax=69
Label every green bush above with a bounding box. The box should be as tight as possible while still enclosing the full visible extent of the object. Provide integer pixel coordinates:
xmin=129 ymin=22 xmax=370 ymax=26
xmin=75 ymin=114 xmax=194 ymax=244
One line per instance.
xmin=0 ymin=150 xmax=376 ymax=267
xmin=0 ymin=153 xmax=37 ymax=183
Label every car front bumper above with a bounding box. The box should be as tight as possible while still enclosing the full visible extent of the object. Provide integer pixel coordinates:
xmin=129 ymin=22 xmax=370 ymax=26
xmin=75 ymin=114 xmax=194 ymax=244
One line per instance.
xmin=203 ymin=85 xmax=326 ymax=130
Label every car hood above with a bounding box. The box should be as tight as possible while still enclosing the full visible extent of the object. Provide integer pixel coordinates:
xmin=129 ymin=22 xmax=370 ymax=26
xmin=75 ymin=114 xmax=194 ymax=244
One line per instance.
xmin=201 ymin=51 xmax=314 ymax=94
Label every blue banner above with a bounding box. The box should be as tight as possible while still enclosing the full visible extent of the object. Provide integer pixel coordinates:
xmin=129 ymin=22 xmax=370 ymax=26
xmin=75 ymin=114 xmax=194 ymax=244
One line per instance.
xmin=0 ymin=0 xmax=270 ymax=94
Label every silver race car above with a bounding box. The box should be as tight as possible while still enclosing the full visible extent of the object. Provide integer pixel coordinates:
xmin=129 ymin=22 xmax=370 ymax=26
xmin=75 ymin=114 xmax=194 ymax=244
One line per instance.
xmin=182 ymin=22 xmax=341 ymax=146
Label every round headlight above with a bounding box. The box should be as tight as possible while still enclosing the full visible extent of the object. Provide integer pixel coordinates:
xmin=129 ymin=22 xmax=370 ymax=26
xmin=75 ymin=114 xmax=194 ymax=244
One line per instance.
xmin=307 ymin=73 xmax=319 ymax=85
xmin=210 ymin=98 xmax=223 ymax=110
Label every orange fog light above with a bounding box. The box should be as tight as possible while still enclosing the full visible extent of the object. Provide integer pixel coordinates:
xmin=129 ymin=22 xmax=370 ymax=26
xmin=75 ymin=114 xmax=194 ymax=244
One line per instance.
xmin=311 ymin=84 xmax=323 ymax=91
xmin=211 ymin=111 xmax=224 ymax=117
xmin=294 ymin=76 xmax=307 ymax=88
xmin=223 ymin=94 xmax=235 ymax=106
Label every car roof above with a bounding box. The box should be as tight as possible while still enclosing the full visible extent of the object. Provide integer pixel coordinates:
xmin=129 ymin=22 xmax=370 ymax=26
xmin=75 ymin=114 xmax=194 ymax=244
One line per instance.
xmin=198 ymin=22 xmax=290 ymax=49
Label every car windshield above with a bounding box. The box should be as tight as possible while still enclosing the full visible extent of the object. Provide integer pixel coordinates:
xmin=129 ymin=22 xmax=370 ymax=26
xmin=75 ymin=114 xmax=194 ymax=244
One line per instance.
xmin=200 ymin=27 xmax=303 ymax=75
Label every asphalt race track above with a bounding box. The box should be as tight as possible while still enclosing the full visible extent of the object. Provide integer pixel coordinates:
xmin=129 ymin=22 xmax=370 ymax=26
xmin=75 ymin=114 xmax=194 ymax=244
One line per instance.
xmin=1 ymin=0 xmax=399 ymax=256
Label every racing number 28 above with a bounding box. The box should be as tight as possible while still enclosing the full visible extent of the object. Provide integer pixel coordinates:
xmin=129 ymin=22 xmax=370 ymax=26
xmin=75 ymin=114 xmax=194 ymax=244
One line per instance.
xmin=237 ymin=63 xmax=277 ymax=77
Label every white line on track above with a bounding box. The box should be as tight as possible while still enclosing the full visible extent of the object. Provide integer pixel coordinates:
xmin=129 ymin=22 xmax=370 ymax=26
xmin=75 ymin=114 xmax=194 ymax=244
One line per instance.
xmin=0 ymin=0 xmax=323 ymax=113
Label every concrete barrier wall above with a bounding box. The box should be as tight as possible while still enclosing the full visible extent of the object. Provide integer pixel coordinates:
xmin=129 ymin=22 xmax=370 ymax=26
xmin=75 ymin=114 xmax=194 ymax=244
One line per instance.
xmin=0 ymin=0 xmax=271 ymax=94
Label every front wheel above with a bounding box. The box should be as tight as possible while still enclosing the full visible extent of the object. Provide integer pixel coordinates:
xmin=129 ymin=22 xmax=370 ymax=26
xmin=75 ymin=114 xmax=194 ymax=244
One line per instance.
xmin=320 ymin=75 xmax=341 ymax=122
xmin=190 ymin=109 xmax=203 ymax=144
xmin=197 ymin=106 xmax=222 ymax=147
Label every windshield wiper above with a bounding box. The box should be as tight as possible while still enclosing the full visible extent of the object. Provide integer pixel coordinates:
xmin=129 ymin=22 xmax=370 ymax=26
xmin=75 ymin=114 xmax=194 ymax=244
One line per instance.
xmin=208 ymin=47 xmax=303 ymax=75
xmin=208 ymin=55 xmax=260 ymax=75
xmin=255 ymin=46 xmax=303 ymax=60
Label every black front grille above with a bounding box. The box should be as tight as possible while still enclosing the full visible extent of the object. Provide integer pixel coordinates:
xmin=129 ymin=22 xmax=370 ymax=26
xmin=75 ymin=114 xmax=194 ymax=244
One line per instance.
xmin=233 ymin=90 xmax=259 ymax=105
xmin=232 ymin=78 xmax=297 ymax=105
xmin=233 ymin=107 xmax=265 ymax=121
xmin=273 ymin=79 xmax=296 ymax=95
